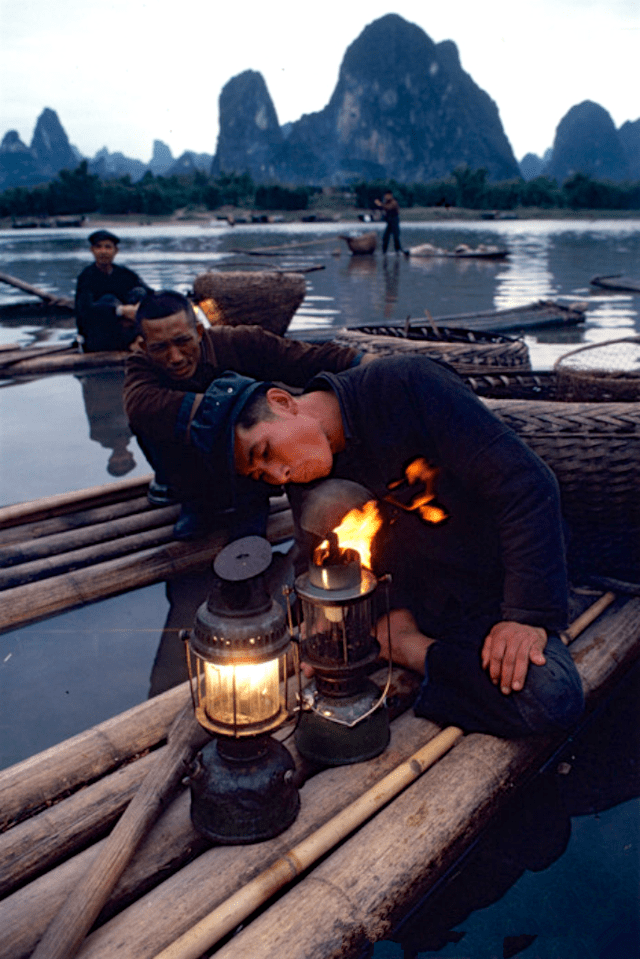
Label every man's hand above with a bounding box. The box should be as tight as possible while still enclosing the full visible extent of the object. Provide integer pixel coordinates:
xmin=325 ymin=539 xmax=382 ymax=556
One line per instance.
xmin=118 ymin=303 xmax=139 ymax=324
xmin=481 ymin=621 xmax=547 ymax=695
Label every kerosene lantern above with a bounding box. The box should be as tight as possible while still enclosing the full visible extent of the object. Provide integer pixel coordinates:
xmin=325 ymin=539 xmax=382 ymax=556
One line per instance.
xmin=185 ymin=536 xmax=300 ymax=844
xmin=288 ymin=529 xmax=391 ymax=766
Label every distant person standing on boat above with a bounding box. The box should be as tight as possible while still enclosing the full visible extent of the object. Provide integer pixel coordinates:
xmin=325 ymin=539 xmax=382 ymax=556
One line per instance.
xmin=375 ymin=190 xmax=404 ymax=254
xmin=75 ymin=230 xmax=152 ymax=352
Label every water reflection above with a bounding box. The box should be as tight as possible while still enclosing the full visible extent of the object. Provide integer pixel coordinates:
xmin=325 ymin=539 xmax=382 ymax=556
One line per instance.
xmin=75 ymin=369 xmax=137 ymax=476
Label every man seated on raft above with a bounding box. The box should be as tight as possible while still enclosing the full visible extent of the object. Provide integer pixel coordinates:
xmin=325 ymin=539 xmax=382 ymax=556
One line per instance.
xmin=184 ymin=354 xmax=584 ymax=738
xmin=75 ymin=230 xmax=152 ymax=352
xmin=123 ymin=290 xmax=371 ymax=539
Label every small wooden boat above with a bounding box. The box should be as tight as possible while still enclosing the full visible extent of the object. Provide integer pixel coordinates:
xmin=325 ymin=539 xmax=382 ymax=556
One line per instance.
xmin=339 ymin=231 xmax=377 ymax=255
xmin=1 ymin=588 xmax=637 ymax=959
xmin=590 ymin=274 xmax=640 ymax=294
xmin=408 ymin=242 xmax=509 ymax=259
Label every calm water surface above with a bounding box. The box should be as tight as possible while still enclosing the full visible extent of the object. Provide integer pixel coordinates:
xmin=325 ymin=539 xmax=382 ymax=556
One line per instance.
xmin=0 ymin=220 xmax=638 ymax=956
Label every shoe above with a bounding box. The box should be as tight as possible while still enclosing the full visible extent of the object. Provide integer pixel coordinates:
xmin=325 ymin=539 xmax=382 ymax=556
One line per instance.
xmin=147 ymin=480 xmax=178 ymax=507
xmin=173 ymin=506 xmax=208 ymax=540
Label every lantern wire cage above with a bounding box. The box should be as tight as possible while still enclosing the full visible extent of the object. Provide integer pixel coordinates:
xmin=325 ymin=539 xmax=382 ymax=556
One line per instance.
xmin=554 ymin=335 xmax=640 ymax=401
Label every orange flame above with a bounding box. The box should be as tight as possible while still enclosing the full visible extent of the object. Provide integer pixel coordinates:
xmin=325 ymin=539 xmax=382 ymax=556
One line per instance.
xmin=320 ymin=499 xmax=382 ymax=570
xmin=387 ymin=457 xmax=448 ymax=524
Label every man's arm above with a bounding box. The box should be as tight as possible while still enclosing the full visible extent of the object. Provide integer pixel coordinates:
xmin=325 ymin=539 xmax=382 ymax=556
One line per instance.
xmin=205 ymin=325 xmax=363 ymax=385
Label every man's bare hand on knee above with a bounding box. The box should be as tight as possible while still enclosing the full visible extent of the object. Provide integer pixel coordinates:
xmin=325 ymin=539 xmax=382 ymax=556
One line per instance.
xmin=375 ymin=608 xmax=433 ymax=675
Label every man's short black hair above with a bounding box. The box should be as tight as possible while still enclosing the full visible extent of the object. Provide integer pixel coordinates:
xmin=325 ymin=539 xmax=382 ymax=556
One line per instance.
xmin=88 ymin=229 xmax=120 ymax=245
xmin=135 ymin=290 xmax=197 ymax=337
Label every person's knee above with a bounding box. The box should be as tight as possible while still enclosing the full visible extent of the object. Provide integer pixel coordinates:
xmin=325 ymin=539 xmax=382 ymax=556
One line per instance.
xmin=514 ymin=635 xmax=585 ymax=735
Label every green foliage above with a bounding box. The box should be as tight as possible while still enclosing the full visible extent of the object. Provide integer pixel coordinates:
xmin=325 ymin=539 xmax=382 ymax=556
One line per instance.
xmin=2 ymin=162 xmax=640 ymax=217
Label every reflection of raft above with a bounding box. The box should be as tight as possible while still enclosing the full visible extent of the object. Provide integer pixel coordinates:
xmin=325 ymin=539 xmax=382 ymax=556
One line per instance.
xmin=1 ymin=591 xmax=638 ymax=959
xmin=333 ymin=326 xmax=531 ymax=370
xmin=339 ymin=231 xmax=377 ymax=254
xmin=191 ymin=270 xmax=306 ymax=335
xmin=408 ymin=242 xmax=509 ymax=259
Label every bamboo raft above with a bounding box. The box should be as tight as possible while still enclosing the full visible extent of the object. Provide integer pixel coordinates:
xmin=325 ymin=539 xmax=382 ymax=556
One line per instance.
xmin=1 ymin=589 xmax=638 ymax=959
xmin=0 ymin=475 xmax=294 ymax=635
xmin=408 ymin=242 xmax=509 ymax=259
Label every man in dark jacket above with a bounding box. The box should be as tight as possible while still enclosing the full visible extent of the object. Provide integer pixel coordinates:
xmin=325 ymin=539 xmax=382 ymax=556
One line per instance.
xmin=75 ymin=230 xmax=151 ymax=351
xmin=185 ymin=355 xmax=584 ymax=738
xmin=123 ymin=290 xmax=366 ymax=538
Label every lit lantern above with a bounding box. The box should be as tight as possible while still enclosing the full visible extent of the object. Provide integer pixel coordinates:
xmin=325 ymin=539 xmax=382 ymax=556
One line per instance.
xmin=185 ymin=536 xmax=300 ymax=844
xmin=288 ymin=530 xmax=391 ymax=766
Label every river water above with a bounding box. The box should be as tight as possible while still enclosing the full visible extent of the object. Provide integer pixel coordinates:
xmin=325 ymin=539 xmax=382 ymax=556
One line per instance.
xmin=0 ymin=219 xmax=638 ymax=957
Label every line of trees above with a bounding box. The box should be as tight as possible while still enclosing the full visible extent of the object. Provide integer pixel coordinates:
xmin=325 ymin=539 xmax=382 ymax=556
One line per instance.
xmin=1 ymin=161 xmax=640 ymax=218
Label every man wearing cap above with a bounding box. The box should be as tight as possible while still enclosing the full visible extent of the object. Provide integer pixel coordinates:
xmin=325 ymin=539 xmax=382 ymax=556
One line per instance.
xmin=123 ymin=290 xmax=367 ymax=539
xmin=75 ymin=230 xmax=152 ymax=351
xmin=186 ymin=355 xmax=584 ymax=739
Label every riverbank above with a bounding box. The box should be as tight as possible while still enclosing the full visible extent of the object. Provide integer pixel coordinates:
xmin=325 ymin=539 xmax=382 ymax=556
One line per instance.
xmin=4 ymin=204 xmax=640 ymax=233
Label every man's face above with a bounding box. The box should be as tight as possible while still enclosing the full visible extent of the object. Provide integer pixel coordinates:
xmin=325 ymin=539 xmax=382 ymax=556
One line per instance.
xmin=91 ymin=240 xmax=118 ymax=270
xmin=234 ymin=401 xmax=334 ymax=486
xmin=141 ymin=311 xmax=203 ymax=379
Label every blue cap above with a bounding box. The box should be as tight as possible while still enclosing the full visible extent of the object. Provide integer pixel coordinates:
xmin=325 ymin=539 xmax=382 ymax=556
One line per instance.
xmin=186 ymin=371 xmax=267 ymax=490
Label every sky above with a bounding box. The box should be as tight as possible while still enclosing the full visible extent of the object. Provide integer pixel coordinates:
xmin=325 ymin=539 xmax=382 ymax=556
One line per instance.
xmin=0 ymin=0 xmax=638 ymax=166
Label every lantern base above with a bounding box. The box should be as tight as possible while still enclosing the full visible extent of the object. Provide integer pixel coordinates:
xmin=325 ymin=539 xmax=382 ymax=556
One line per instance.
xmin=295 ymin=680 xmax=390 ymax=766
xmin=189 ymin=735 xmax=300 ymax=844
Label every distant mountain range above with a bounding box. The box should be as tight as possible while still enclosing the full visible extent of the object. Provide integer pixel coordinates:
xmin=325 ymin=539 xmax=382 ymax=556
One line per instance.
xmin=1 ymin=15 xmax=638 ymax=193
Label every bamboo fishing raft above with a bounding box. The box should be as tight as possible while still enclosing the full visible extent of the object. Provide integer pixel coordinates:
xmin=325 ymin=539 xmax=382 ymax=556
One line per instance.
xmin=1 ymin=589 xmax=638 ymax=959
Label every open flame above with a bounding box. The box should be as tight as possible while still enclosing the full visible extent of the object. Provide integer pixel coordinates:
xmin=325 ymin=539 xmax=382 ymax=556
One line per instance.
xmin=319 ymin=499 xmax=383 ymax=570
xmin=386 ymin=457 xmax=448 ymax=525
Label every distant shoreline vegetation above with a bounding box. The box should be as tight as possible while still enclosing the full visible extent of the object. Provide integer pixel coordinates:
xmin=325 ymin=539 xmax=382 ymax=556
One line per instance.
xmin=1 ymin=161 xmax=640 ymax=219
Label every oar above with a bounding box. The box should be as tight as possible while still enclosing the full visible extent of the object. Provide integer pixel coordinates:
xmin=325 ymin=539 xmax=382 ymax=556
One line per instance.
xmin=0 ymin=270 xmax=74 ymax=308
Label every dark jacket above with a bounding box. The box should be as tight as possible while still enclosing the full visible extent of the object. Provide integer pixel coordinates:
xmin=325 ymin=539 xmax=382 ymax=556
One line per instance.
xmin=76 ymin=263 xmax=151 ymax=351
xmin=304 ymin=355 xmax=568 ymax=636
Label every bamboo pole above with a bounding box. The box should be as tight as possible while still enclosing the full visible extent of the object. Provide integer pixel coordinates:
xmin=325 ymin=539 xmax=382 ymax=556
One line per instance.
xmin=0 ymin=269 xmax=74 ymax=307
xmin=0 ymin=681 xmax=192 ymax=830
xmin=0 ymin=507 xmax=293 ymax=634
xmin=0 ymin=495 xmax=151 ymax=547
xmin=560 ymin=591 xmax=616 ymax=643
xmin=0 ymin=505 xmax=178 ymax=569
xmin=152 ymin=726 xmax=464 ymax=959
xmin=30 ymin=706 xmax=210 ymax=959
xmin=0 ymin=474 xmax=153 ymax=530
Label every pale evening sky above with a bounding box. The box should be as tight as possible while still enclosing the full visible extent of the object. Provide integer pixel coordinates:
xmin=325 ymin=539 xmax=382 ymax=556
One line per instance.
xmin=1 ymin=0 xmax=638 ymax=168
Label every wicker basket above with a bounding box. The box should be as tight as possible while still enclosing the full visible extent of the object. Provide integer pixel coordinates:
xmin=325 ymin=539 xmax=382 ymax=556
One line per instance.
xmin=192 ymin=271 xmax=306 ymax=337
xmin=485 ymin=398 xmax=640 ymax=583
xmin=333 ymin=325 xmax=531 ymax=371
xmin=554 ymin=337 xmax=640 ymax=402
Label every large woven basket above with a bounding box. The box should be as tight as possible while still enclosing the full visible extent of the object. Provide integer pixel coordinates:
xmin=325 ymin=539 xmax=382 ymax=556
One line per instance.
xmin=333 ymin=325 xmax=531 ymax=371
xmin=554 ymin=337 xmax=640 ymax=402
xmin=192 ymin=271 xmax=306 ymax=337
xmin=485 ymin=398 xmax=640 ymax=583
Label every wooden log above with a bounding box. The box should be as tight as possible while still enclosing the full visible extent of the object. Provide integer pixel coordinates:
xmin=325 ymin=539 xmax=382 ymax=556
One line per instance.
xmin=0 ymin=681 xmax=192 ymax=830
xmin=0 ymin=507 xmax=294 ymax=633
xmin=0 ymin=495 xmax=151 ymax=547
xmin=0 ymin=505 xmax=178 ymax=570
xmin=0 ymin=474 xmax=153 ymax=530
xmin=3 ymin=349 xmax=128 ymax=376
xmin=0 ymin=269 xmax=74 ymax=307
xmin=30 ymin=707 xmax=210 ymax=959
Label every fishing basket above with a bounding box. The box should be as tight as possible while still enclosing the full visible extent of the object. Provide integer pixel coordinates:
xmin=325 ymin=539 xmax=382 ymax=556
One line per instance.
xmin=333 ymin=325 xmax=531 ymax=371
xmin=485 ymin=397 xmax=640 ymax=584
xmin=339 ymin=232 xmax=377 ymax=255
xmin=554 ymin=337 xmax=640 ymax=402
xmin=191 ymin=271 xmax=306 ymax=337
